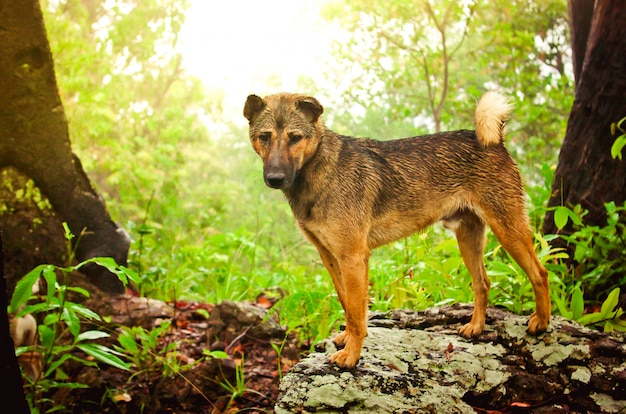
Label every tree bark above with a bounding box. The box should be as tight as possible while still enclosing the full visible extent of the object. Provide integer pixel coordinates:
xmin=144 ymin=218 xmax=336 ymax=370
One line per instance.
xmin=567 ymin=0 xmax=595 ymax=87
xmin=0 ymin=0 xmax=129 ymax=292
xmin=543 ymin=0 xmax=626 ymax=239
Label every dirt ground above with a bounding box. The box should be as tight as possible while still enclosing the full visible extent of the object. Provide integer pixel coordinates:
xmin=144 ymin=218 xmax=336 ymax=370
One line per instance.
xmin=49 ymin=289 xmax=309 ymax=413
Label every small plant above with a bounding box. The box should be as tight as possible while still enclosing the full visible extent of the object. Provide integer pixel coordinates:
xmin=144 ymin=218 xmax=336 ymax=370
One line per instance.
xmin=577 ymin=288 xmax=626 ymax=332
xmin=9 ymin=225 xmax=137 ymax=413
xmin=554 ymin=202 xmax=626 ymax=296
xmin=270 ymin=334 xmax=290 ymax=380
xmin=218 ymin=354 xmax=248 ymax=405
xmin=115 ymin=320 xmax=182 ymax=378
xmin=271 ymin=290 xmax=343 ymax=346
xmin=556 ymin=287 xmax=626 ymax=333
xmin=610 ymin=116 xmax=626 ymax=160
xmin=544 ymin=202 xmax=626 ymax=332
xmin=10 ymin=261 xmax=133 ymax=413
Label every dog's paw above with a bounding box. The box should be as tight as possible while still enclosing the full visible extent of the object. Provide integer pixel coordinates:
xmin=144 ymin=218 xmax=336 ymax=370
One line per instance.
xmin=329 ymin=348 xmax=360 ymax=369
xmin=526 ymin=312 xmax=549 ymax=335
xmin=459 ymin=321 xmax=484 ymax=338
xmin=332 ymin=330 xmax=348 ymax=347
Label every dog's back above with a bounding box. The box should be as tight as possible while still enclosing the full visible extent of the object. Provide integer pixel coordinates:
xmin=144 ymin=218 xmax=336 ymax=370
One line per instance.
xmin=285 ymin=93 xmax=524 ymax=249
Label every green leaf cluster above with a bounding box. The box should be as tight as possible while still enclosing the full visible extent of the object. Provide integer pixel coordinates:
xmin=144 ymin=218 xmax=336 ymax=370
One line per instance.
xmin=610 ymin=116 xmax=626 ymax=160
xmin=10 ymin=254 xmax=135 ymax=413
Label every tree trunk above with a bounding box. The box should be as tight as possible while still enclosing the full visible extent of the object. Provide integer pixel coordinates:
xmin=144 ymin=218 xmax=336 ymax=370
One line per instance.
xmin=543 ymin=0 xmax=626 ymax=239
xmin=0 ymin=232 xmax=30 ymax=414
xmin=567 ymin=0 xmax=595 ymax=87
xmin=0 ymin=0 xmax=129 ymax=293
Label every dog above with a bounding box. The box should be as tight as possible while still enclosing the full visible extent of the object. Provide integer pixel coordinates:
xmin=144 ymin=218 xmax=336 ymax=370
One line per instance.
xmin=243 ymin=91 xmax=550 ymax=369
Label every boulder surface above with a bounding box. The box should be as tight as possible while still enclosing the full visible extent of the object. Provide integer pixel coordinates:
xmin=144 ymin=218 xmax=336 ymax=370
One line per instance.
xmin=276 ymin=304 xmax=626 ymax=413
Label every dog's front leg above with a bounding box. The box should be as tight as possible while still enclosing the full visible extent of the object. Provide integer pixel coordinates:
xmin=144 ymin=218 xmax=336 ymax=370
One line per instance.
xmin=329 ymin=250 xmax=369 ymax=369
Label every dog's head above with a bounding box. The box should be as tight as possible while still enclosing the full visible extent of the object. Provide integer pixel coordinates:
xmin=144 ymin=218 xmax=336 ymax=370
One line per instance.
xmin=244 ymin=93 xmax=324 ymax=190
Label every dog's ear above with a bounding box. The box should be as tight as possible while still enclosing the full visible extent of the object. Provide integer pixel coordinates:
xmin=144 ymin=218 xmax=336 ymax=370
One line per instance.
xmin=297 ymin=97 xmax=323 ymax=123
xmin=244 ymin=94 xmax=266 ymax=123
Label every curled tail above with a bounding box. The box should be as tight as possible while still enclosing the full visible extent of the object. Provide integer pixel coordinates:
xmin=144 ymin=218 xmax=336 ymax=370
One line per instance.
xmin=474 ymin=91 xmax=513 ymax=146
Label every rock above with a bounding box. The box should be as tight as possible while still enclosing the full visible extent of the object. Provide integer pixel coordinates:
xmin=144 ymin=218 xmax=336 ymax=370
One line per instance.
xmin=275 ymin=304 xmax=626 ymax=413
xmin=207 ymin=300 xmax=284 ymax=346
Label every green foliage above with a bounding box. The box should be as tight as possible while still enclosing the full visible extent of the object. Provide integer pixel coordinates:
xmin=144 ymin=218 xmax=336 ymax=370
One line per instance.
xmin=115 ymin=321 xmax=182 ymax=378
xmin=553 ymin=202 xmax=626 ymax=297
xmin=610 ymin=116 xmax=626 ymax=160
xmin=271 ymin=289 xmax=343 ymax=346
xmin=218 ymin=354 xmax=248 ymax=405
xmin=323 ymin=0 xmax=572 ymax=161
xmin=551 ymin=204 xmax=585 ymax=230
xmin=576 ymin=288 xmax=626 ymax=332
xmin=10 ymin=253 xmax=133 ymax=413
xmin=556 ymin=286 xmax=626 ymax=333
xmin=544 ymin=200 xmax=626 ymax=332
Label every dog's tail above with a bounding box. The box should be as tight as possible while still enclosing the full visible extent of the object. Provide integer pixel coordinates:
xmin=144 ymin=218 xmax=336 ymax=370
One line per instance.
xmin=474 ymin=91 xmax=513 ymax=146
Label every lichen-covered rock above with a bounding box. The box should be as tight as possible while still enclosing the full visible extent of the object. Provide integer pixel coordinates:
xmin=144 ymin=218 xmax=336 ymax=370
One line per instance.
xmin=275 ymin=304 xmax=626 ymax=413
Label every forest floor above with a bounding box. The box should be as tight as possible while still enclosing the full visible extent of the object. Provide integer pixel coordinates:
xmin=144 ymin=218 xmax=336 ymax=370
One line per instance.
xmin=1 ymin=183 xmax=305 ymax=413
xmin=44 ymin=287 xmax=309 ymax=413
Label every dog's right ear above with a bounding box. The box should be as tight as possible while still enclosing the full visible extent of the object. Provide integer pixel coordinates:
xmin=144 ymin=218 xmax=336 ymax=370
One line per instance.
xmin=297 ymin=97 xmax=324 ymax=123
xmin=244 ymin=94 xmax=266 ymax=123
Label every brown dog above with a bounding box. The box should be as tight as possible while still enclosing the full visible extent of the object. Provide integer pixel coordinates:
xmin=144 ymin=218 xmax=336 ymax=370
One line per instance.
xmin=244 ymin=92 xmax=550 ymax=368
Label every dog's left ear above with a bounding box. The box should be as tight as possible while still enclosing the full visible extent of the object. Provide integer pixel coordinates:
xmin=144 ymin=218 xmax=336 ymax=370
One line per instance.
xmin=244 ymin=94 xmax=266 ymax=123
xmin=297 ymin=97 xmax=323 ymax=123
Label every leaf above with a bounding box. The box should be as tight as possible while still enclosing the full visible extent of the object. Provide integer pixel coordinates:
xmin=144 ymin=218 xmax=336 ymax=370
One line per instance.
xmin=554 ymin=206 xmax=569 ymax=230
xmin=571 ymin=287 xmax=584 ymax=321
xmin=43 ymin=265 xmax=59 ymax=300
xmin=607 ymin=318 xmax=626 ymax=332
xmin=9 ymin=265 xmax=48 ymax=314
xmin=45 ymin=353 xmax=74 ymax=378
xmin=38 ymin=324 xmax=55 ymax=349
xmin=79 ymin=257 xmax=133 ymax=286
xmin=610 ymin=136 xmax=626 ymax=160
xmin=554 ymin=296 xmax=572 ymax=319
xmin=577 ymin=312 xmax=603 ymax=326
xmin=76 ymin=330 xmax=110 ymax=342
xmin=66 ymin=286 xmax=91 ymax=299
xmin=67 ymin=302 xmax=102 ymax=321
xmin=203 ymin=349 xmax=229 ymax=359
xmin=77 ymin=343 xmax=130 ymax=371
xmin=62 ymin=307 xmax=81 ymax=337
xmin=600 ymin=288 xmax=620 ymax=318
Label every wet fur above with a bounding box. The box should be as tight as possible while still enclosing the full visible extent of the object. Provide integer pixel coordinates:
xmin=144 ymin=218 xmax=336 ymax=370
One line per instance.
xmin=244 ymin=92 xmax=551 ymax=368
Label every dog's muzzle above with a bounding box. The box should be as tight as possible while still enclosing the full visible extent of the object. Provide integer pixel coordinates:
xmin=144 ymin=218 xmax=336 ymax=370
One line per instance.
xmin=265 ymin=172 xmax=287 ymax=189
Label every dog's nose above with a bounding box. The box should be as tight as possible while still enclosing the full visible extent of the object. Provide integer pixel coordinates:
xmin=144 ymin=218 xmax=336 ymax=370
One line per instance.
xmin=265 ymin=172 xmax=286 ymax=189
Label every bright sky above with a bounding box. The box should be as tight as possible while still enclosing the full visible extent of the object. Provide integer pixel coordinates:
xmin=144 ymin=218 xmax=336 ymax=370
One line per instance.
xmin=178 ymin=0 xmax=337 ymax=117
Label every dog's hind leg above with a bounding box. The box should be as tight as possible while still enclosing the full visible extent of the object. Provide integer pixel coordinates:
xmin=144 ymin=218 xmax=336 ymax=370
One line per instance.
xmin=447 ymin=211 xmax=491 ymax=338
xmin=485 ymin=210 xmax=551 ymax=335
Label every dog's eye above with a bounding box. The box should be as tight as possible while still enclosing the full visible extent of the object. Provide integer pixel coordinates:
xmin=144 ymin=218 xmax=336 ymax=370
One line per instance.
xmin=258 ymin=132 xmax=271 ymax=144
xmin=289 ymin=133 xmax=303 ymax=145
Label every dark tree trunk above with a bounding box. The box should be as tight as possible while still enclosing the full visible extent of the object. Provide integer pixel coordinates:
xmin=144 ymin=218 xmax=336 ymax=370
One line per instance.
xmin=567 ymin=0 xmax=595 ymax=87
xmin=0 ymin=0 xmax=129 ymax=293
xmin=0 ymin=232 xmax=30 ymax=413
xmin=543 ymin=0 xmax=626 ymax=239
